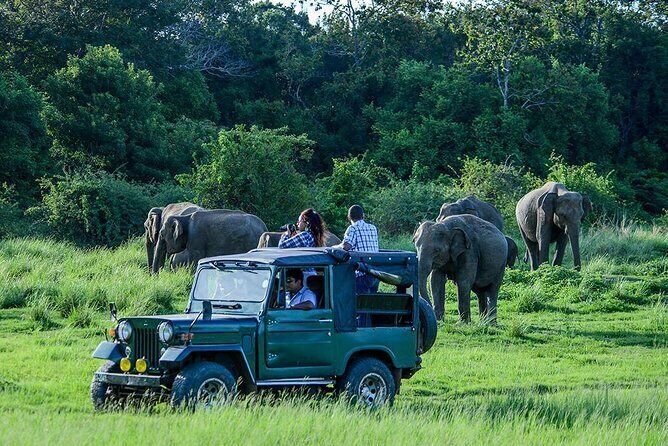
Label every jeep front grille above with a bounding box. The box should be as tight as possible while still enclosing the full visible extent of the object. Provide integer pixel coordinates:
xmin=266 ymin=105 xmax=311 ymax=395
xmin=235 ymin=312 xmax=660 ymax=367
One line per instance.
xmin=133 ymin=328 xmax=161 ymax=370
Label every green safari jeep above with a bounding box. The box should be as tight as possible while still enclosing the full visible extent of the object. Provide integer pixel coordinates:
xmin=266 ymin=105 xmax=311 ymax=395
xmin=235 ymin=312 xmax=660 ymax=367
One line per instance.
xmin=91 ymin=248 xmax=437 ymax=409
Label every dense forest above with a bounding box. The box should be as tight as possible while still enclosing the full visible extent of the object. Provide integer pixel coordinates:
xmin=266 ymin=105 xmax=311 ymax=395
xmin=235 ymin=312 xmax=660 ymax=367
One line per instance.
xmin=0 ymin=0 xmax=666 ymax=245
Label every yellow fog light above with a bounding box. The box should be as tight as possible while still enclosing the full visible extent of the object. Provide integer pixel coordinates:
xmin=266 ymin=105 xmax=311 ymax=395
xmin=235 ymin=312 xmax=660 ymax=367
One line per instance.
xmin=120 ymin=357 xmax=131 ymax=372
xmin=135 ymin=358 xmax=147 ymax=373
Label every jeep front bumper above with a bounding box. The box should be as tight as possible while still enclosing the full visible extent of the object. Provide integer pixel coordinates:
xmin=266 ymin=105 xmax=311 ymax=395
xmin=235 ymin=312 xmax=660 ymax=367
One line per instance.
xmin=95 ymin=372 xmax=164 ymax=388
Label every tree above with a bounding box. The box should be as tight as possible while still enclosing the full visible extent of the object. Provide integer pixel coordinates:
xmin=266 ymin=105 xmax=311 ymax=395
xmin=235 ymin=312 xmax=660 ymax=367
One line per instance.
xmin=43 ymin=45 xmax=171 ymax=181
xmin=178 ymin=125 xmax=313 ymax=229
xmin=0 ymin=71 xmax=50 ymax=195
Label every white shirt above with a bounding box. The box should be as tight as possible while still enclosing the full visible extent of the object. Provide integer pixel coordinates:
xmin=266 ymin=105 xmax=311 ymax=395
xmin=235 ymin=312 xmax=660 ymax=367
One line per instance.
xmin=287 ymin=286 xmax=317 ymax=308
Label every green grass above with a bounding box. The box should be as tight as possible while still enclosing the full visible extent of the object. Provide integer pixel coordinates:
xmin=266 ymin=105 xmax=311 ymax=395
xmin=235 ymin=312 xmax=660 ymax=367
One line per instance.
xmin=0 ymin=224 xmax=666 ymax=444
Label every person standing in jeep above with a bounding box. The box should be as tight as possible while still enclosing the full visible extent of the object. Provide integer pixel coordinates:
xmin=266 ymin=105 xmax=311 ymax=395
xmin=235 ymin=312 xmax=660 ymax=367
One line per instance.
xmin=338 ymin=205 xmax=379 ymax=293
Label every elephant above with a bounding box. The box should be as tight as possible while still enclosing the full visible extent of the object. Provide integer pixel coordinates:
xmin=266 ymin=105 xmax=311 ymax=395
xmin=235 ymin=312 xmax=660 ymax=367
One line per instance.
xmin=414 ymin=215 xmax=507 ymax=323
xmin=256 ymin=231 xmax=342 ymax=248
xmin=516 ymin=182 xmax=592 ymax=271
xmin=437 ymin=195 xmax=504 ymax=231
xmin=152 ymin=209 xmax=268 ymax=273
xmin=144 ymin=202 xmax=201 ymax=271
xmin=505 ymin=236 xmax=519 ymax=268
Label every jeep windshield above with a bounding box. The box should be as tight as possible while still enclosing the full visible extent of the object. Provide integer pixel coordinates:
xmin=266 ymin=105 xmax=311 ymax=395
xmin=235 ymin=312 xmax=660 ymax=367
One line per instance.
xmin=192 ymin=267 xmax=272 ymax=305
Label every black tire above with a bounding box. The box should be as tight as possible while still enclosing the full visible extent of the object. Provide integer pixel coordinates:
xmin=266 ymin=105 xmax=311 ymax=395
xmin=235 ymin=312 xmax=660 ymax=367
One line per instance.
xmin=418 ymin=297 xmax=437 ymax=354
xmin=170 ymin=361 xmax=238 ymax=409
xmin=90 ymin=361 xmax=121 ymax=411
xmin=336 ymin=357 xmax=396 ymax=408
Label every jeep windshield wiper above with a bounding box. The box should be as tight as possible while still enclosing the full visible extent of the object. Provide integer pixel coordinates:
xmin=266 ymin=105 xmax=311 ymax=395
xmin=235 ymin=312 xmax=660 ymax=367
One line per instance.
xmin=212 ymin=302 xmax=242 ymax=310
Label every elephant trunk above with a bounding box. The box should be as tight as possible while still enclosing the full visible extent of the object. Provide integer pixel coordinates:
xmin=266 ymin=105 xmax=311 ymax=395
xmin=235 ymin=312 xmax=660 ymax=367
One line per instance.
xmin=152 ymin=235 xmax=168 ymax=274
xmin=418 ymin=254 xmax=433 ymax=304
xmin=568 ymin=225 xmax=582 ymax=270
xmin=145 ymin=236 xmax=155 ymax=271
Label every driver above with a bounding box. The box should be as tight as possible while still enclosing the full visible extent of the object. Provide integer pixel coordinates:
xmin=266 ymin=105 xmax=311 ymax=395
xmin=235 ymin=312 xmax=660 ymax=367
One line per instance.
xmin=285 ymin=269 xmax=317 ymax=310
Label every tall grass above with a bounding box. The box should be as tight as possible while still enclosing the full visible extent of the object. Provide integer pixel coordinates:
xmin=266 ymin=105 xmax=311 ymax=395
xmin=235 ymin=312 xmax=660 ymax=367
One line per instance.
xmin=0 ymin=238 xmax=192 ymax=322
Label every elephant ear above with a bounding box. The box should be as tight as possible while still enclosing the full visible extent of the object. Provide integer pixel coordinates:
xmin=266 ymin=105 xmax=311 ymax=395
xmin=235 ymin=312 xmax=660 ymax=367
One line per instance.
xmin=450 ymin=227 xmax=471 ymax=262
xmin=173 ymin=218 xmax=184 ymax=243
xmin=537 ymin=191 xmax=557 ymax=238
xmin=581 ymin=194 xmax=592 ymax=222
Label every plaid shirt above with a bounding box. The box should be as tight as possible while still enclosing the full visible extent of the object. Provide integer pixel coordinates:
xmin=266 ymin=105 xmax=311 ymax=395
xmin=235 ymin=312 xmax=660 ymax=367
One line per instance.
xmin=344 ymin=220 xmax=379 ymax=277
xmin=278 ymin=230 xmax=316 ymax=249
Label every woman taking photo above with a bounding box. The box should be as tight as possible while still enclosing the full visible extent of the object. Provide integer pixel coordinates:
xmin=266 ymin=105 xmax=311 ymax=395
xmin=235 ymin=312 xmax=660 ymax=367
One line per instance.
xmin=278 ymin=208 xmax=326 ymax=248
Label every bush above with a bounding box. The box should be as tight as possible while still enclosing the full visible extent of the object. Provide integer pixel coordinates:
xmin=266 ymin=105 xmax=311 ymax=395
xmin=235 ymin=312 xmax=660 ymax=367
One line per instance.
xmin=367 ymin=176 xmax=457 ymax=236
xmin=313 ymin=156 xmax=392 ymax=235
xmin=0 ymin=285 xmax=27 ymax=309
xmin=33 ymin=171 xmax=190 ymax=247
xmin=547 ymin=155 xmax=620 ymax=219
xmin=455 ymin=157 xmax=540 ymax=224
xmin=179 ymin=125 xmax=313 ymax=230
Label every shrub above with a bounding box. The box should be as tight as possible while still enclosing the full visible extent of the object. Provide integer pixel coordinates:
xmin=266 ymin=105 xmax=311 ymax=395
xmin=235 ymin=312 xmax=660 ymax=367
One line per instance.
xmin=179 ymin=125 xmax=313 ymax=230
xmin=366 ymin=176 xmax=458 ymax=236
xmin=547 ymin=154 xmax=620 ymax=219
xmin=455 ymin=157 xmax=540 ymax=224
xmin=313 ymin=156 xmax=392 ymax=235
xmin=32 ymin=171 xmax=190 ymax=247
xmin=34 ymin=171 xmax=152 ymax=247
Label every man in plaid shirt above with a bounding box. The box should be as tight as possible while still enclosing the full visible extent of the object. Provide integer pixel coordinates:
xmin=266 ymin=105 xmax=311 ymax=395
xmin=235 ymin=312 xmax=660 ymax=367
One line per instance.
xmin=340 ymin=205 xmax=379 ymax=293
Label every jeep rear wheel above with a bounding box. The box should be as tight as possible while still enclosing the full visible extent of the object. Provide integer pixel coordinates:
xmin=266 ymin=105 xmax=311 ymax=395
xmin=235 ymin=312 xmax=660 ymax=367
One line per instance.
xmin=336 ymin=357 xmax=396 ymax=408
xmin=90 ymin=361 xmax=123 ymax=411
xmin=418 ymin=297 xmax=438 ymax=354
xmin=170 ymin=361 xmax=238 ymax=409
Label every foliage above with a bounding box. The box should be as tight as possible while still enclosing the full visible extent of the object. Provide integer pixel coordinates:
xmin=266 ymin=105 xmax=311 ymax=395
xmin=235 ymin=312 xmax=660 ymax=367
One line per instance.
xmin=179 ymin=125 xmax=313 ymax=230
xmin=43 ymin=45 xmax=170 ymax=181
xmin=313 ymin=156 xmax=392 ymax=234
xmin=366 ymin=175 xmax=457 ymax=236
xmin=33 ymin=171 xmax=189 ymax=247
xmin=455 ymin=157 xmax=541 ymax=224
xmin=547 ymin=155 xmax=620 ymax=218
xmin=0 ymin=71 xmax=49 ymax=193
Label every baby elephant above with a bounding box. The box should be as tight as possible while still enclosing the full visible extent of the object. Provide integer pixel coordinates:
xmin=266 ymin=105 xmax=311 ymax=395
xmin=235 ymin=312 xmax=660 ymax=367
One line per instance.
xmin=414 ymin=215 xmax=507 ymax=323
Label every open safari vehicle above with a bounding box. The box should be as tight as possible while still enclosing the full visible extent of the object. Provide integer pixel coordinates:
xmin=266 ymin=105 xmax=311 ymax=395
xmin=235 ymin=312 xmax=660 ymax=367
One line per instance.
xmin=91 ymin=248 xmax=437 ymax=409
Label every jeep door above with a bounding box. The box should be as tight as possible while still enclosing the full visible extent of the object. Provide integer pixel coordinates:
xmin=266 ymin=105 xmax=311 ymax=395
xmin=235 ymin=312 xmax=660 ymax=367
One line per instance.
xmin=259 ymin=267 xmax=335 ymax=379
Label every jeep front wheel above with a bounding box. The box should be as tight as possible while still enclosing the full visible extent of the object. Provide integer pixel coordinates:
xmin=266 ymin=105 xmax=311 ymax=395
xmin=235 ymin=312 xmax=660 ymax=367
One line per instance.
xmin=90 ymin=361 xmax=123 ymax=411
xmin=170 ymin=361 xmax=238 ymax=409
xmin=336 ymin=357 xmax=396 ymax=408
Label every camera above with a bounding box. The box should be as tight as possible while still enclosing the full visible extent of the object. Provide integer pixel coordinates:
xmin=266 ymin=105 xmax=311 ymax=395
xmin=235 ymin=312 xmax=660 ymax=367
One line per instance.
xmin=279 ymin=223 xmax=297 ymax=233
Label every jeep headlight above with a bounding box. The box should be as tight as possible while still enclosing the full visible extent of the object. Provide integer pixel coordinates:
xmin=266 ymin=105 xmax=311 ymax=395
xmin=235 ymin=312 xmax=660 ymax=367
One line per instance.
xmin=157 ymin=321 xmax=174 ymax=344
xmin=117 ymin=321 xmax=132 ymax=342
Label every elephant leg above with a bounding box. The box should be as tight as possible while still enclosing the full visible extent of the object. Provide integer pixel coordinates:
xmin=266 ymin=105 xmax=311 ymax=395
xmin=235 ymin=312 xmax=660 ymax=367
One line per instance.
xmin=456 ymin=283 xmax=472 ymax=323
xmin=476 ymin=290 xmax=487 ymax=318
xmin=552 ymin=233 xmax=568 ymax=266
xmin=520 ymin=228 xmax=540 ymax=271
xmin=485 ymin=284 xmax=500 ymax=325
xmin=430 ymin=270 xmax=447 ymax=320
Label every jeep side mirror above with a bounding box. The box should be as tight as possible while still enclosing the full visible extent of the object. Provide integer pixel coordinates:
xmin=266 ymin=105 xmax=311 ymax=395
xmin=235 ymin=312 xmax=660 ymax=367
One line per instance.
xmin=202 ymin=300 xmax=212 ymax=320
xmin=109 ymin=302 xmax=117 ymax=322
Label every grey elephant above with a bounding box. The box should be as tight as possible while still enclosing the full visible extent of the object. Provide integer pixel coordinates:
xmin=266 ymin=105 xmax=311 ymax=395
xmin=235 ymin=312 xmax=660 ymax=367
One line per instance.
xmin=144 ymin=202 xmax=202 ymax=271
xmin=256 ymin=231 xmax=342 ymax=248
xmin=152 ymin=209 xmax=268 ymax=273
xmin=437 ymin=195 xmax=504 ymax=231
xmin=516 ymin=182 xmax=591 ymax=271
xmin=505 ymin=236 xmax=519 ymax=268
xmin=414 ymin=215 xmax=507 ymax=323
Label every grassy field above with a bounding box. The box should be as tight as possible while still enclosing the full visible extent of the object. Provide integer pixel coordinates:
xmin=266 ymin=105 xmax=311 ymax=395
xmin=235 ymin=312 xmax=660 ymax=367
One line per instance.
xmin=0 ymin=223 xmax=666 ymax=445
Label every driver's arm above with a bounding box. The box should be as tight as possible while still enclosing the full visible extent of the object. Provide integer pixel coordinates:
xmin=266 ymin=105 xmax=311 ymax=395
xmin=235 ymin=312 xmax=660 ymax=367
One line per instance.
xmin=290 ymin=300 xmax=314 ymax=310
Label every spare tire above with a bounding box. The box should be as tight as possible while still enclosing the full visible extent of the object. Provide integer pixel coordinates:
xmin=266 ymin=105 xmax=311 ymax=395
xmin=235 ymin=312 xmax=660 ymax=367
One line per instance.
xmin=418 ymin=297 xmax=437 ymax=354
